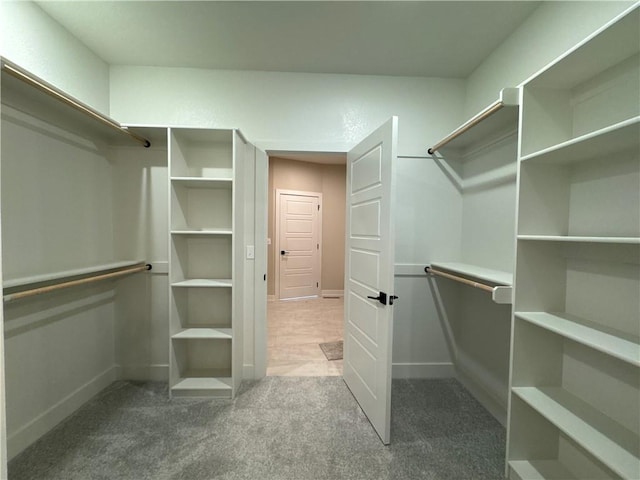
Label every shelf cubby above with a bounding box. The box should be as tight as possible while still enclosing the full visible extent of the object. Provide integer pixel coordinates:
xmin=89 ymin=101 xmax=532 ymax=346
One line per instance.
xmin=170 ymin=235 xmax=232 ymax=284
xmin=170 ymin=181 xmax=232 ymax=232
xmin=170 ymin=129 xmax=233 ymax=179
xmin=520 ymin=6 xmax=639 ymax=157
xmin=170 ymin=287 xmax=232 ymax=331
xmin=517 ymin=150 xmax=639 ymax=238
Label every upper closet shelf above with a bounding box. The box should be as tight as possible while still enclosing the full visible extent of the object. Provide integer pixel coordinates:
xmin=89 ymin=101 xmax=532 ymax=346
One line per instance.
xmin=426 ymin=262 xmax=512 ymax=304
xmin=427 ymin=87 xmax=519 ymax=155
xmin=1 ymin=57 xmax=151 ymax=148
xmin=3 ymin=260 xmax=145 ymax=289
xmin=518 ymin=235 xmax=640 ymax=245
xmin=526 ymin=5 xmax=639 ymax=89
xmin=520 ymin=117 xmax=639 ymax=164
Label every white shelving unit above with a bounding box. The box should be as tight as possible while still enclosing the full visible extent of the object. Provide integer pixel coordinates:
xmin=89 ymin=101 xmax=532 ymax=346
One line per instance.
xmin=427 ymin=88 xmax=520 ymax=424
xmin=507 ymin=5 xmax=640 ymax=479
xmin=168 ymin=128 xmax=245 ymax=398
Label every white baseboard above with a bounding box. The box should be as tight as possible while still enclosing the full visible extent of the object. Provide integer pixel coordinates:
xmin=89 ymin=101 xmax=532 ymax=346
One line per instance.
xmin=392 ymin=362 xmax=455 ymax=379
xmin=115 ymin=364 xmax=169 ymax=382
xmin=321 ymin=290 xmax=344 ymax=298
xmin=7 ymin=366 xmax=117 ymax=460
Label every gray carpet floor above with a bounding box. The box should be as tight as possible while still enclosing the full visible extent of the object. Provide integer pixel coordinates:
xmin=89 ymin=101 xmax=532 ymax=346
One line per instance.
xmin=8 ymin=377 xmax=506 ymax=480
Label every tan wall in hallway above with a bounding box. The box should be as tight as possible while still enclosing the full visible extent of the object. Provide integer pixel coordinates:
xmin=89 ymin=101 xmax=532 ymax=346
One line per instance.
xmin=268 ymin=158 xmax=346 ymax=297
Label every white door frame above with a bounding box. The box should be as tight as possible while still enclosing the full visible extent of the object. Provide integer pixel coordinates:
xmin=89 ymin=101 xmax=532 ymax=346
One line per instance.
xmin=274 ymin=189 xmax=323 ymax=300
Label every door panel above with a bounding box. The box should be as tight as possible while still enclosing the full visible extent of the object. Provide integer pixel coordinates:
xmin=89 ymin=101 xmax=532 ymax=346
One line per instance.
xmin=343 ymin=117 xmax=397 ymax=445
xmin=278 ymin=192 xmax=320 ymax=300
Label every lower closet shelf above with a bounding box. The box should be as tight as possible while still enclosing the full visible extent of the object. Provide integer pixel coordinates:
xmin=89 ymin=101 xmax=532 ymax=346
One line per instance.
xmin=509 ymin=460 xmax=576 ymax=480
xmin=171 ymin=376 xmax=233 ymax=397
xmin=512 ymin=387 xmax=640 ymax=480
xmin=172 ymin=328 xmax=232 ymax=339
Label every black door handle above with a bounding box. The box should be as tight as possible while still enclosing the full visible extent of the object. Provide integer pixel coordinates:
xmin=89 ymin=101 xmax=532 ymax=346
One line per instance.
xmin=280 ymin=250 xmax=289 ymax=255
xmin=366 ymin=292 xmax=399 ymax=306
xmin=367 ymin=292 xmax=387 ymax=305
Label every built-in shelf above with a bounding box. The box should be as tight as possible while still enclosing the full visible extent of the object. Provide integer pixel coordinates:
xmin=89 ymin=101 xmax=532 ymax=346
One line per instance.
xmin=521 ymin=117 xmax=640 ymax=164
xmin=428 ymin=87 xmax=519 ymax=155
xmin=171 ymin=229 xmax=233 ymax=236
xmin=429 ymin=262 xmax=512 ymax=285
xmin=1 ymin=58 xmax=151 ymax=148
xmin=509 ymin=460 xmax=576 ymax=480
xmin=171 ymin=177 xmax=232 ymax=189
xmin=171 ymin=376 xmax=233 ymax=396
xmin=512 ymin=387 xmax=640 ymax=480
xmin=171 ymin=279 xmax=233 ymax=288
xmin=515 ymin=312 xmax=640 ymax=367
xmin=526 ymin=7 xmax=639 ymax=90
xmin=428 ymin=262 xmax=512 ymax=304
xmin=3 ymin=260 xmax=144 ymax=289
xmin=518 ymin=235 xmax=640 ymax=244
xmin=172 ymin=328 xmax=232 ymax=340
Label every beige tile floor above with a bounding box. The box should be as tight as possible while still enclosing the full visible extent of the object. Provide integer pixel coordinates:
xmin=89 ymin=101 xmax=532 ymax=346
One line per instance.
xmin=267 ymin=297 xmax=344 ymax=376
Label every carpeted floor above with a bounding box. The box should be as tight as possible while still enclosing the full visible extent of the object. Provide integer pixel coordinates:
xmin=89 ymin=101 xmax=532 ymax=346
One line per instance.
xmin=8 ymin=377 xmax=506 ymax=480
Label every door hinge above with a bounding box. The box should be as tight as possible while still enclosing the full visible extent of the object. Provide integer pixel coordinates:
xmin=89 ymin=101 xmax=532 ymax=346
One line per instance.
xmin=317 ymin=204 xmax=320 ymax=211
xmin=317 ymin=243 xmax=319 ymax=250
xmin=316 ymin=282 xmax=319 ymax=288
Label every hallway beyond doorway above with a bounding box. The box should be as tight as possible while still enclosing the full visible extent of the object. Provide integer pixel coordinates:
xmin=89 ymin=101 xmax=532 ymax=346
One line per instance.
xmin=267 ymin=297 xmax=343 ymax=376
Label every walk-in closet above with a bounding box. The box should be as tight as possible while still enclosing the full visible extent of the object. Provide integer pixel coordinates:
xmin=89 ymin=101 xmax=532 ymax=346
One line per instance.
xmin=0 ymin=1 xmax=638 ymax=479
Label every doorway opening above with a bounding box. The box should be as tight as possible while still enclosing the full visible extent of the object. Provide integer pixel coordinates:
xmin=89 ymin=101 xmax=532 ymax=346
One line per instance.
xmin=265 ymin=152 xmax=347 ymax=376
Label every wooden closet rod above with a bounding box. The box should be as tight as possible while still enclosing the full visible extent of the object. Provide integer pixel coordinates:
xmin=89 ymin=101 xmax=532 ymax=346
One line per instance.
xmin=424 ymin=266 xmax=494 ymax=293
xmin=1 ymin=59 xmax=151 ymax=148
xmin=427 ymin=101 xmax=504 ymax=155
xmin=3 ymin=263 xmax=152 ymax=303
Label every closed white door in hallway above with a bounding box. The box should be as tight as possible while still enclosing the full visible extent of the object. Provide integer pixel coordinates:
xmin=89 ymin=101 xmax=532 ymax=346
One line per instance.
xmin=277 ymin=191 xmax=321 ymax=300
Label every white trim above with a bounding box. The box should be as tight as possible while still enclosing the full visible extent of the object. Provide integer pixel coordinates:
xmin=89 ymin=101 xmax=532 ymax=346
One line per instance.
xmin=275 ymin=189 xmax=322 ymax=300
xmin=253 ymin=149 xmax=269 ymax=380
xmin=392 ymin=362 xmax=455 ymax=379
xmin=7 ymin=366 xmax=117 ymax=460
xmin=321 ymin=290 xmax=344 ymax=298
xmin=243 ymin=364 xmax=256 ymax=379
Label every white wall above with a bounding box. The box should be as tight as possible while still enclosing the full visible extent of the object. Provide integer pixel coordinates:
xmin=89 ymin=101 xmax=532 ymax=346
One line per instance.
xmin=464 ymin=0 xmax=634 ymax=116
xmin=110 ymin=143 xmax=170 ymax=381
xmin=0 ymin=106 xmax=119 ymax=459
xmin=110 ymin=67 xmax=464 ymax=158
xmin=0 ymin=1 xmax=110 ymax=113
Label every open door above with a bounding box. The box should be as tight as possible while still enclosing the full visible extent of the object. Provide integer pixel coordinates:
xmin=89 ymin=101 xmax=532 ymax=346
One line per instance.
xmin=343 ymin=116 xmax=398 ymax=445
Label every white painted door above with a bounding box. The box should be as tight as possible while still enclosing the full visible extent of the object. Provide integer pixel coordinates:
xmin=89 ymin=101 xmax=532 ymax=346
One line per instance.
xmin=278 ymin=192 xmax=321 ymax=300
xmin=343 ymin=116 xmax=398 ymax=445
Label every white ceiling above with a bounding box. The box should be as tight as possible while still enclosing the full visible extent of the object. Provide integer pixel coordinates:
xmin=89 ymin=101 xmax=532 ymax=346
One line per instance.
xmin=37 ymin=1 xmax=540 ymax=78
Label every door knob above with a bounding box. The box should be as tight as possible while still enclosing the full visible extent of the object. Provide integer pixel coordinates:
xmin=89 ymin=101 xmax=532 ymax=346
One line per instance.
xmin=280 ymin=250 xmax=289 ymax=255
